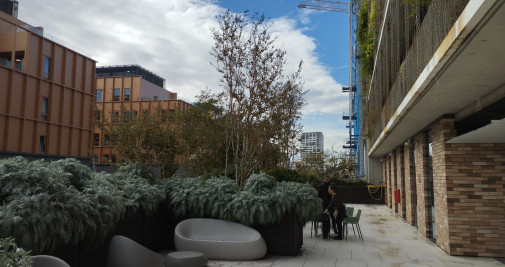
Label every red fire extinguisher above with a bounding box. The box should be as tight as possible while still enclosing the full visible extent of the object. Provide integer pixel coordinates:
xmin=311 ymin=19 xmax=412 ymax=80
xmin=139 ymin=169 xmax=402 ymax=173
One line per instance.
xmin=394 ymin=189 xmax=401 ymax=204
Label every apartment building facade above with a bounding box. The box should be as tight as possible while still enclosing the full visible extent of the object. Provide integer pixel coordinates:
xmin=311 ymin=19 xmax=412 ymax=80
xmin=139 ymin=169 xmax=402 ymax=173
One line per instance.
xmin=362 ymin=0 xmax=505 ymax=257
xmin=300 ymin=131 xmax=324 ymax=159
xmin=0 ymin=11 xmax=95 ymax=160
xmin=93 ymin=65 xmax=191 ymax=164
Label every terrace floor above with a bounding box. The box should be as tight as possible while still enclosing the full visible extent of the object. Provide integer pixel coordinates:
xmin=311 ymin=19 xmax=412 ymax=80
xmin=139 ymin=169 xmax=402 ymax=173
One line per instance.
xmin=207 ymin=204 xmax=505 ymax=267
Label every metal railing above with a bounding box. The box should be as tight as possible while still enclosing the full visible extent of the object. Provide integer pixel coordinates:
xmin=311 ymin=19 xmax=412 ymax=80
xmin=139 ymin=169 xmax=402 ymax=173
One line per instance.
xmin=366 ymin=0 xmax=469 ymax=146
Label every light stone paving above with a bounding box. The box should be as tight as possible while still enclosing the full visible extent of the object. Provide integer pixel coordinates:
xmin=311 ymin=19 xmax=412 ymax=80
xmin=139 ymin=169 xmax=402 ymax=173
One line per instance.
xmin=207 ymin=204 xmax=505 ymax=267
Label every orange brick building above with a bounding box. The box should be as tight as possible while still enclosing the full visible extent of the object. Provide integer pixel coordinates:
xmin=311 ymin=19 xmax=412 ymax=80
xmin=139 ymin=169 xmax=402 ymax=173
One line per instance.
xmin=0 ymin=11 xmax=95 ymax=160
xmin=92 ymin=65 xmax=192 ymax=164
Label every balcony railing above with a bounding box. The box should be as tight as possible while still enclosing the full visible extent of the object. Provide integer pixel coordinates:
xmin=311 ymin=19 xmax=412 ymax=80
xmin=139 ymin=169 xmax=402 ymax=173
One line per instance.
xmin=366 ymin=0 xmax=469 ymax=146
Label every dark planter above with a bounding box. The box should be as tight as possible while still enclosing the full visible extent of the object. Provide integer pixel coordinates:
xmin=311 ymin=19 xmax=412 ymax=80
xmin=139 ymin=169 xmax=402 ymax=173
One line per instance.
xmin=40 ymin=203 xmax=176 ymax=267
xmin=39 ymin=206 xmax=304 ymax=265
xmin=252 ymin=212 xmax=303 ymax=256
xmin=335 ymin=186 xmax=385 ymax=204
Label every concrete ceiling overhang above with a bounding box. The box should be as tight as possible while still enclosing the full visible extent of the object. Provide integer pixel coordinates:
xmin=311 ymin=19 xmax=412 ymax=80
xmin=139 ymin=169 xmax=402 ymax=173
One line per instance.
xmin=369 ymin=0 xmax=505 ymax=158
xmin=447 ymin=118 xmax=505 ymax=143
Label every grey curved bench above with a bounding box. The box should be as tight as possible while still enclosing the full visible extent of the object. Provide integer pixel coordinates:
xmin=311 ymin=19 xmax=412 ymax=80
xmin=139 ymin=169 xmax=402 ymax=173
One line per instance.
xmin=32 ymin=255 xmax=70 ymax=267
xmin=107 ymin=235 xmax=163 ymax=267
xmin=164 ymin=251 xmax=207 ymax=267
xmin=174 ymin=218 xmax=267 ymax=260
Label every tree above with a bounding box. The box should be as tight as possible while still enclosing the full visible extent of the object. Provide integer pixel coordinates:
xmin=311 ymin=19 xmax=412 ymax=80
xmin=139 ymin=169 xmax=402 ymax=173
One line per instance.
xmin=295 ymin=148 xmax=357 ymax=180
xmin=211 ymin=11 xmax=307 ymax=185
xmin=295 ymin=153 xmax=325 ymax=176
xmin=174 ymin=91 xmax=227 ymax=176
xmin=94 ymin=105 xmax=180 ymax=178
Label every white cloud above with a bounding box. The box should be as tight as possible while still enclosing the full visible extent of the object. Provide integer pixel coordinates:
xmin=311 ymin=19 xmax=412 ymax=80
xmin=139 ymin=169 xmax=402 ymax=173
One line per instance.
xmin=19 ymin=0 xmax=350 ymax=150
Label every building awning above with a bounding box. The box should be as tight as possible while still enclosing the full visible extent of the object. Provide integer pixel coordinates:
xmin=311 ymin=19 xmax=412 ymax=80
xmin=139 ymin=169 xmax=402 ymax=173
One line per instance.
xmin=446 ymin=118 xmax=505 ymax=143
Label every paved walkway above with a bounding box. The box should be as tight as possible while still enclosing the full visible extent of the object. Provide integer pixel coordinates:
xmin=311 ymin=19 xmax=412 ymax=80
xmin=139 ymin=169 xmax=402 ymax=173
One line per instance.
xmin=208 ymin=204 xmax=504 ymax=267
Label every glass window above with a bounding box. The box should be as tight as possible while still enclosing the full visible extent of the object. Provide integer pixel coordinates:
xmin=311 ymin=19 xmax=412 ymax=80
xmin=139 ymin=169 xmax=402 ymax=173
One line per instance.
xmin=104 ymin=134 xmax=110 ymax=146
xmin=39 ymin=136 xmax=46 ymax=153
xmin=14 ymin=51 xmax=24 ymax=71
xmin=132 ymin=110 xmax=138 ymax=120
xmin=124 ymin=111 xmax=130 ymax=122
xmin=93 ymin=133 xmax=100 ymax=146
xmin=103 ymin=154 xmax=110 ymax=163
xmin=113 ymin=88 xmax=120 ymax=101
xmin=142 ymin=110 xmax=149 ymax=116
xmin=93 ymin=155 xmax=99 ymax=164
xmin=41 ymin=97 xmax=48 ymax=121
xmin=0 ymin=52 xmax=12 ymax=68
xmin=94 ymin=110 xmax=101 ymax=121
xmin=124 ymin=88 xmax=131 ymax=101
xmin=43 ymin=56 xmax=50 ymax=79
xmin=96 ymin=89 xmax=103 ymax=103
xmin=112 ymin=111 xmax=119 ymax=123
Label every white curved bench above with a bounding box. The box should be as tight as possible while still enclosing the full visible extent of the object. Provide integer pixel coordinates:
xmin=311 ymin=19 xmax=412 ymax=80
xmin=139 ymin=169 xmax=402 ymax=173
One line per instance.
xmin=174 ymin=218 xmax=267 ymax=260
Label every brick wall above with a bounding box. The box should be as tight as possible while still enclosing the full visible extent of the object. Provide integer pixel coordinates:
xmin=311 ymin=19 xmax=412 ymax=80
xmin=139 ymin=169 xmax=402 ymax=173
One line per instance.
xmin=392 ymin=153 xmax=398 ymax=213
xmin=431 ymin=118 xmax=455 ymax=253
xmin=436 ymin=119 xmax=505 ymax=257
xmin=383 ymin=156 xmax=391 ymax=207
xmin=404 ymin=143 xmax=417 ymax=226
xmin=396 ymin=147 xmax=406 ymax=219
xmin=414 ymin=132 xmax=432 ymax=237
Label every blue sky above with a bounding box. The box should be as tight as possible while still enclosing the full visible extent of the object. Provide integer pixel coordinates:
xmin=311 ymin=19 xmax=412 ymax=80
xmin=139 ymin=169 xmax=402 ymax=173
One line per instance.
xmin=19 ymin=0 xmax=351 ymax=151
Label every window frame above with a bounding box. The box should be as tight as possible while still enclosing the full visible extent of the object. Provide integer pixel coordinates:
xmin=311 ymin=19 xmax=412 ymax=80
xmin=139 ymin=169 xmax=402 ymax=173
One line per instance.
xmin=41 ymin=96 xmax=48 ymax=121
xmin=96 ymin=89 xmax=103 ymax=103
xmin=113 ymin=88 xmax=120 ymax=101
xmin=93 ymin=133 xmax=100 ymax=146
xmin=39 ymin=136 xmax=46 ymax=153
xmin=124 ymin=88 xmax=131 ymax=101
xmin=43 ymin=55 xmax=50 ymax=79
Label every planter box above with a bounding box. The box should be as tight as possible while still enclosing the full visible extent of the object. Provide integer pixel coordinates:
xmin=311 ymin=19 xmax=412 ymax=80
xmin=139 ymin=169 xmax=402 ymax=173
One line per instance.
xmin=335 ymin=186 xmax=385 ymax=204
xmin=252 ymin=212 xmax=303 ymax=256
xmin=40 ymin=207 xmax=303 ymax=266
xmin=42 ymin=203 xmax=176 ymax=267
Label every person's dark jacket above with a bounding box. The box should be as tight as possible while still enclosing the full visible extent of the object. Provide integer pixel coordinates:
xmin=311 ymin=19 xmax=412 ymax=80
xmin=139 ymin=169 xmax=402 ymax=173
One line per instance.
xmin=327 ymin=194 xmax=347 ymax=219
xmin=318 ymin=182 xmax=331 ymax=209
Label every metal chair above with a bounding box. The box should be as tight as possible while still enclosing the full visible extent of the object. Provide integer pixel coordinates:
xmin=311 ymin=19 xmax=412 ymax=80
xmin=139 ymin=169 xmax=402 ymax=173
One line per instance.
xmin=310 ymin=212 xmax=325 ymax=238
xmin=346 ymin=206 xmax=354 ymax=218
xmin=343 ymin=209 xmax=363 ymax=241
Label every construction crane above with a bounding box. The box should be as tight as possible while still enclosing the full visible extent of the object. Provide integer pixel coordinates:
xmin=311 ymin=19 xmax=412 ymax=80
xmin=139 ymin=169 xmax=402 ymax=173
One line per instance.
xmin=298 ymin=0 xmax=362 ymax=179
xmin=297 ymin=0 xmax=348 ymax=13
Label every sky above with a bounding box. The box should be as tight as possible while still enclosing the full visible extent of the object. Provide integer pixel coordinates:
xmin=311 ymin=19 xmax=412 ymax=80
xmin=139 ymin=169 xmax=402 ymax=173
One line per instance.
xmin=18 ymin=0 xmax=351 ymax=151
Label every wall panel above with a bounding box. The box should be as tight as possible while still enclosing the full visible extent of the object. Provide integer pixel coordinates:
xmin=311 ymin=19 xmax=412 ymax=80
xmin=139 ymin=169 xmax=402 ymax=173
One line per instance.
xmin=0 ymin=116 xmax=6 ymax=150
xmin=27 ymin=35 xmax=40 ymax=76
xmin=24 ymin=76 xmax=37 ymax=119
xmin=0 ymin=69 xmax=9 ymax=114
xmin=64 ymin=50 xmax=74 ymax=86
xmin=74 ymin=55 xmax=83 ymax=92
xmin=62 ymin=89 xmax=71 ymax=125
xmin=6 ymin=117 xmax=21 ymax=151
xmin=53 ymin=45 xmax=64 ymax=83
xmin=21 ymin=120 xmax=35 ymax=153
xmin=9 ymin=72 xmax=23 ymax=117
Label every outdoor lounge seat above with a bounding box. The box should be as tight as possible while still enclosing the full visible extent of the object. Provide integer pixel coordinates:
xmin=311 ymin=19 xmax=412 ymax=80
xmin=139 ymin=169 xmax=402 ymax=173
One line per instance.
xmin=174 ymin=218 xmax=267 ymax=260
xmin=31 ymin=255 xmax=70 ymax=267
xmin=343 ymin=209 xmax=363 ymax=240
xmin=164 ymin=251 xmax=208 ymax=267
xmin=107 ymin=235 xmax=163 ymax=267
